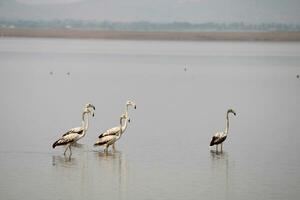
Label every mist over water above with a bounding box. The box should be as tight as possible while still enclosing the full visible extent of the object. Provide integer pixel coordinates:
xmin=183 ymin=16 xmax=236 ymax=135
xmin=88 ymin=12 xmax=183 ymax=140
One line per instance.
xmin=0 ymin=38 xmax=299 ymax=200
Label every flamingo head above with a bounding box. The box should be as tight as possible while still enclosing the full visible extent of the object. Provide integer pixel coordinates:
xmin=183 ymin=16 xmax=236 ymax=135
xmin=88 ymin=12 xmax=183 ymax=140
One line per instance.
xmin=85 ymin=103 xmax=96 ymax=117
xmin=126 ymin=100 xmax=137 ymax=109
xmin=227 ymin=109 xmax=236 ymax=116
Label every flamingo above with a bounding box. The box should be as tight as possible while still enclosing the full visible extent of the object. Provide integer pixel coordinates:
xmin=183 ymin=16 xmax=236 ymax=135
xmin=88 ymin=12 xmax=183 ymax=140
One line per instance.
xmin=210 ymin=109 xmax=236 ymax=152
xmin=94 ymin=114 xmax=129 ymax=152
xmin=52 ymin=103 xmax=95 ymax=156
xmin=94 ymin=100 xmax=136 ymax=151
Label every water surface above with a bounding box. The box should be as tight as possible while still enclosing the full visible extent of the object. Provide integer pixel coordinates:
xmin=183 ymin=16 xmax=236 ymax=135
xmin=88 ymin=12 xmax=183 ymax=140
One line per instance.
xmin=0 ymin=38 xmax=299 ymax=200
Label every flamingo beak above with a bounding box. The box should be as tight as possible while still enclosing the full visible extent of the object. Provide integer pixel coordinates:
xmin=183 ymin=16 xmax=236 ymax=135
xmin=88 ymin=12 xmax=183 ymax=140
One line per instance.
xmin=128 ymin=118 xmax=131 ymax=123
xmin=134 ymin=105 xmax=137 ymax=109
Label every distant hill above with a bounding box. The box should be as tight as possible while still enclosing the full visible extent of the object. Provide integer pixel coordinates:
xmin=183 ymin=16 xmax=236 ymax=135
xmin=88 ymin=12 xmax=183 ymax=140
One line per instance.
xmin=1 ymin=20 xmax=300 ymax=32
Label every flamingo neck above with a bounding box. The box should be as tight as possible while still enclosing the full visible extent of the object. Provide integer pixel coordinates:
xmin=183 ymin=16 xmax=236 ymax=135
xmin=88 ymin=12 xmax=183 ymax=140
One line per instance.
xmin=82 ymin=113 xmax=89 ymax=136
xmin=116 ymin=119 xmax=124 ymax=139
xmin=121 ymin=118 xmax=128 ymax=134
xmin=125 ymin=105 xmax=128 ymax=117
xmin=125 ymin=104 xmax=132 ymax=118
xmin=225 ymin=113 xmax=229 ymax=134
xmin=85 ymin=115 xmax=89 ymax=131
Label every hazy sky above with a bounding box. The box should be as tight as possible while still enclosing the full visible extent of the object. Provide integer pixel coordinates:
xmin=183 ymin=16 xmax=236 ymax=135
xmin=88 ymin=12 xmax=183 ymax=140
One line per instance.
xmin=0 ymin=0 xmax=300 ymax=23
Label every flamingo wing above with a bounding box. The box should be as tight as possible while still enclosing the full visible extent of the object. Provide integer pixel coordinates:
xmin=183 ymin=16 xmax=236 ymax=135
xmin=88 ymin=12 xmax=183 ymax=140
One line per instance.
xmin=94 ymin=135 xmax=117 ymax=146
xmin=210 ymin=132 xmax=226 ymax=146
xmin=52 ymin=133 xmax=79 ymax=148
xmin=98 ymin=126 xmax=121 ymax=138
xmin=62 ymin=127 xmax=84 ymax=137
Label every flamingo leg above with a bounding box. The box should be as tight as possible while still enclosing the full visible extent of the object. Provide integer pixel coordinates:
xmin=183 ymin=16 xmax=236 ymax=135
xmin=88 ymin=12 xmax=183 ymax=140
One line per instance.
xmin=112 ymin=143 xmax=116 ymax=151
xmin=216 ymin=145 xmax=218 ymax=152
xmin=221 ymin=143 xmax=223 ymax=152
xmin=64 ymin=145 xmax=69 ymax=155
xmin=69 ymin=145 xmax=72 ymax=156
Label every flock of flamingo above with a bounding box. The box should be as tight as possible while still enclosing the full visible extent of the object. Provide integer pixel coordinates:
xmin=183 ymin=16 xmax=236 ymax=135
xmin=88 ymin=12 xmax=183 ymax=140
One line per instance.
xmin=52 ymin=100 xmax=236 ymax=157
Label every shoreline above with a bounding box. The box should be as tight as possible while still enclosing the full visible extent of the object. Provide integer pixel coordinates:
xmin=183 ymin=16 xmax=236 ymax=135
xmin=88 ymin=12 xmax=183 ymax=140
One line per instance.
xmin=1 ymin=28 xmax=300 ymax=41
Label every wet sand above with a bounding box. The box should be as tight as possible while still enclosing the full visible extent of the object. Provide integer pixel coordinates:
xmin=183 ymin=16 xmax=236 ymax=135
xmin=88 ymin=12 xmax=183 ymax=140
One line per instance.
xmin=1 ymin=27 xmax=300 ymax=41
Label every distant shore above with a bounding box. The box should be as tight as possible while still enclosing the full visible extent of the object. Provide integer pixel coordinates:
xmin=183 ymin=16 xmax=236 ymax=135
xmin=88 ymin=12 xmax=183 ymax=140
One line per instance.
xmin=1 ymin=28 xmax=300 ymax=41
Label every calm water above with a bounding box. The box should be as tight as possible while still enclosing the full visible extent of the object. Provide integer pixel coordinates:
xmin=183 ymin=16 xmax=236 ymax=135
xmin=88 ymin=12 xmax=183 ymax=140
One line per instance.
xmin=0 ymin=38 xmax=299 ymax=200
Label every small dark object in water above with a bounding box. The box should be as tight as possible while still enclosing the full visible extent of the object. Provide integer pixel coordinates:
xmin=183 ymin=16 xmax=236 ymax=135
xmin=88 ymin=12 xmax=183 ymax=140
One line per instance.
xmin=49 ymin=71 xmax=53 ymax=75
xmin=67 ymin=72 xmax=70 ymax=75
xmin=184 ymin=67 xmax=187 ymax=72
xmin=297 ymin=74 xmax=299 ymax=79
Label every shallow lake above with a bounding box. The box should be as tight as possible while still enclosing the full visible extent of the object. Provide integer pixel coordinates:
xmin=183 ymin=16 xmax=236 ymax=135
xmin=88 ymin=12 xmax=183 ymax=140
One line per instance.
xmin=0 ymin=38 xmax=299 ymax=200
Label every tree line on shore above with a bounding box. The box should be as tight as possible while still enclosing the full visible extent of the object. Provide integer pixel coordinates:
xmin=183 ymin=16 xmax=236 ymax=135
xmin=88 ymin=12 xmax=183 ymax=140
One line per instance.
xmin=1 ymin=19 xmax=300 ymax=32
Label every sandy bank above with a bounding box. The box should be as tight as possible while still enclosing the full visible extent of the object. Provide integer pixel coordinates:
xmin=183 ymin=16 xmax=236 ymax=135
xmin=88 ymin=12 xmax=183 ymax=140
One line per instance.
xmin=1 ymin=28 xmax=300 ymax=41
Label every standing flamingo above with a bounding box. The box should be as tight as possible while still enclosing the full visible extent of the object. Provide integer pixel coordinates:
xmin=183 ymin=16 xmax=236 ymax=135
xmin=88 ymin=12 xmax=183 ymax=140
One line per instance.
xmin=94 ymin=114 xmax=129 ymax=152
xmin=210 ymin=109 xmax=236 ymax=152
xmin=52 ymin=103 xmax=95 ymax=156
